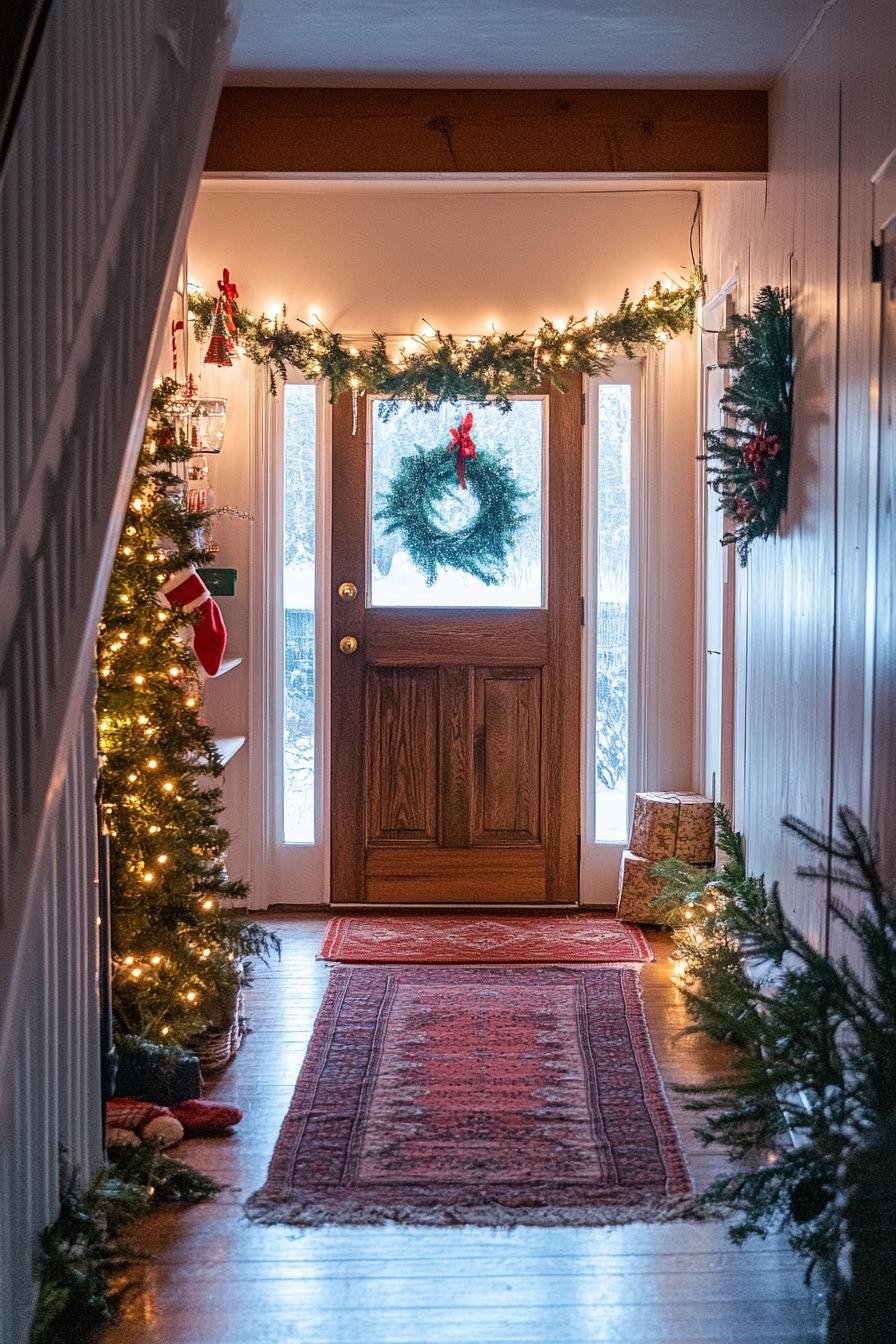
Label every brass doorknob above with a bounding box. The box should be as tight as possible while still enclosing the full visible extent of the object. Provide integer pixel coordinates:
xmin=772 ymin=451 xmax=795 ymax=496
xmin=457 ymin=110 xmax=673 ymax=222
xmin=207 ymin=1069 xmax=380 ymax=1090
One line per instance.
xmin=337 ymin=581 xmax=358 ymax=601
xmin=339 ymin=635 xmax=359 ymax=655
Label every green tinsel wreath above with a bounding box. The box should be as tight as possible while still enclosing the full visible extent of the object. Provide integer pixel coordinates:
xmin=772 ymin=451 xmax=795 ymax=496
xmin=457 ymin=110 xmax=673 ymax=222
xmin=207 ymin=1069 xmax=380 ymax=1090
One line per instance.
xmin=375 ymin=444 xmax=528 ymax=586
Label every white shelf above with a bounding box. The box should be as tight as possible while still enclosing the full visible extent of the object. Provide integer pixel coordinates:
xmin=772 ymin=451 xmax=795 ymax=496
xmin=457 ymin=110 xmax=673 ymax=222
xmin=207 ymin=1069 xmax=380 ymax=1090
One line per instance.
xmin=214 ymin=735 xmax=246 ymax=766
xmin=209 ymin=655 xmax=242 ymax=679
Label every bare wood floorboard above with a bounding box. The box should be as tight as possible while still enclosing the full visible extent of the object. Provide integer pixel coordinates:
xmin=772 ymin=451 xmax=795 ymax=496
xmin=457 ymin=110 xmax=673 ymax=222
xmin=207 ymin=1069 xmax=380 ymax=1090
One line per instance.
xmin=105 ymin=917 xmax=824 ymax=1344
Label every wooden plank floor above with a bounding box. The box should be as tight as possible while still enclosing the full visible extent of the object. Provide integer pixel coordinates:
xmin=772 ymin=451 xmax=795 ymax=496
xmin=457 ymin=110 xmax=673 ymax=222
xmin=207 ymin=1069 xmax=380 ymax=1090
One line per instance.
xmin=106 ymin=917 xmax=824 ymax=1344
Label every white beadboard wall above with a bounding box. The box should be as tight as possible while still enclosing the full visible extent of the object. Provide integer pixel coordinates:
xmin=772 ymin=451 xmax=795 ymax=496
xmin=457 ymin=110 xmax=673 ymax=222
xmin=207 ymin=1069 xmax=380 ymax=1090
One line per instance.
xmin=0 ymin=4 xmax=239 ymax=1340
xmin=0 ymin=701 xmax=102 ymax=1344
xmin=701 ymin=0 xmax=896 ymax=951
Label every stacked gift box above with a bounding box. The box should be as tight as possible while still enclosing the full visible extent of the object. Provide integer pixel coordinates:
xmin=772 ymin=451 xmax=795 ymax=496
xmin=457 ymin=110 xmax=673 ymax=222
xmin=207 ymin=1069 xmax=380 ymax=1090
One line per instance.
xmin=616 ymin=791 xmax=715 ymax=923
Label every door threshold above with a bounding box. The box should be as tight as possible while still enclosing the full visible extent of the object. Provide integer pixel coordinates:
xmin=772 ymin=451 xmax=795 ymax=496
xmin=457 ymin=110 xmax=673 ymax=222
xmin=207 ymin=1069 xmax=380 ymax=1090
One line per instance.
xmin=265 ymin=902 xmax=618 ymax=914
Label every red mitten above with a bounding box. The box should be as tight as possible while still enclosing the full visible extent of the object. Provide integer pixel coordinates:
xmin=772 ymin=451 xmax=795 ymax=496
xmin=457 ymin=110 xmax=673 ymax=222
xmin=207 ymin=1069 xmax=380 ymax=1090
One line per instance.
xmin=106 ymin=1098 xmax=184 ymax=1149
xmin=159 ymin=565 xmax=227 ymax=676
xmin=169 ymin=1099 xmax=243 ymax=1136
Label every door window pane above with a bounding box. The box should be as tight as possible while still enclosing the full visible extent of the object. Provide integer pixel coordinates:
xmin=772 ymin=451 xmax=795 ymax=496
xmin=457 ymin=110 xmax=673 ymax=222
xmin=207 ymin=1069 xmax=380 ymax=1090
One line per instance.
xmin=369 ymin=399 xmax=544 ymax=607
xmin=595 ymin=384 xmax=632 ymax=843
xmin=283 ymin=384 xmax=316 ymax=843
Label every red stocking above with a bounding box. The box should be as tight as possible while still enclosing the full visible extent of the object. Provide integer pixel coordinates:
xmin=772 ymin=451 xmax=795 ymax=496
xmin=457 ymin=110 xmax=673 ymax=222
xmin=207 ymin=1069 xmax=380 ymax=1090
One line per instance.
xmin=160 ymin=566 xmax=227 ymax=676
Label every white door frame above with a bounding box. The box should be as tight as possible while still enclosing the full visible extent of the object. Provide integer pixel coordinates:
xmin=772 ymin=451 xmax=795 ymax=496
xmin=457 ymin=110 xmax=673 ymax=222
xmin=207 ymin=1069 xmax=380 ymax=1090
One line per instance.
xmin=580 ymin=356 xmax=649 ymax=905
xmin=696 ymin=277 xmax=738 ymax=812
xmin=251 ymin=355 xmax=674 ymax=908
xmin=248 ymin=370 xmax=332 ymax=907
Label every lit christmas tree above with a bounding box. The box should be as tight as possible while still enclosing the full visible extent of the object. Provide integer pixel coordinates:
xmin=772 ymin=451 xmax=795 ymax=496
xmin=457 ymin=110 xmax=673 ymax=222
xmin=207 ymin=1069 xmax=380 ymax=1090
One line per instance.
xmin=97 ymin=378 xmax=275 ymax=1047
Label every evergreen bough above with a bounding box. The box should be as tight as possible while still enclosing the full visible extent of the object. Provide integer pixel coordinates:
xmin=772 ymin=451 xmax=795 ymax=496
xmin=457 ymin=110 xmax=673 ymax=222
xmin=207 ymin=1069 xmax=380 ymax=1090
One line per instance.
xmin=30 ymin=1147 xmax=219 ymax=1344
xmin=651 ymin=804 xmax=769 ymax=1046
xmin=653 ymin=806 xmax=896 ymax=1341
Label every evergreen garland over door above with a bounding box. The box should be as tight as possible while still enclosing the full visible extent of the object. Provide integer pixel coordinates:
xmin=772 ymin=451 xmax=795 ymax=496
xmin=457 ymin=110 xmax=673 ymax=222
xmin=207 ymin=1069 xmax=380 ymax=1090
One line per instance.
xmin=330 ymin=382 xmax=582 ymax=904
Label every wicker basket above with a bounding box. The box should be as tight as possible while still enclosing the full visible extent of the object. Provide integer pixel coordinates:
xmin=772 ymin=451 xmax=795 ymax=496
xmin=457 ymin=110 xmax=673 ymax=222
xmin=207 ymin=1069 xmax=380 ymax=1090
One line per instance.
xmin=186 ymin=983 xmax=246 ymax=1076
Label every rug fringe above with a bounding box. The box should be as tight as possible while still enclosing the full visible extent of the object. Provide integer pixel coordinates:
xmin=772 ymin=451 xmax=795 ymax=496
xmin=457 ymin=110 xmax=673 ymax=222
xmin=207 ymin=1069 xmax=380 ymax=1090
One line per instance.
xmin=244 ymin=1190 xmax=710 ymax=1230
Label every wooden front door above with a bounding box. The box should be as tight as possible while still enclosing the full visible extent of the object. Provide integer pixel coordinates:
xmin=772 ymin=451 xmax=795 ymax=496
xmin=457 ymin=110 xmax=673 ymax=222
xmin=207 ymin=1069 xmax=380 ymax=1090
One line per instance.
xmin=330 ymin=381 xmax=581 ymax=904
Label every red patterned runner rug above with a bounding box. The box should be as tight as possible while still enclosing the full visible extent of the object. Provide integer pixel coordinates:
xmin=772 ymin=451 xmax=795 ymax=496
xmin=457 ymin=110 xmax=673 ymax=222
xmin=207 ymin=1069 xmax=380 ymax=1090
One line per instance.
xmin=249 ymin=966 xmax=692 ymax=1228
xmin=319 ymin=915 xmax=651 ymax=965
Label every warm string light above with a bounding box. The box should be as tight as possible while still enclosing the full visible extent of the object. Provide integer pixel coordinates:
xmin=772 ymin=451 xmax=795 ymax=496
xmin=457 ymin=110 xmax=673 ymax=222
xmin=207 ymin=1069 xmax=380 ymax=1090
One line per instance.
xmin=188 ymin=275 xmax=701 ymax=406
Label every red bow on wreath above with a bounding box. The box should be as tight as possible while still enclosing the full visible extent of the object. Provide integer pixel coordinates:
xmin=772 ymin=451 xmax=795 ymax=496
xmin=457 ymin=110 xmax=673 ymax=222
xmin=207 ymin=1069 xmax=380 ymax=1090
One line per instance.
xmin=448 ymin=412 xmax=477 ymax=489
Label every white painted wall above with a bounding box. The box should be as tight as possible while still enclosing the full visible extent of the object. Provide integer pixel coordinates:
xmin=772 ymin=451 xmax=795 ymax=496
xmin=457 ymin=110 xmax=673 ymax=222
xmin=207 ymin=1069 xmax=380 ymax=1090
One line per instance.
xmin=186 ymin=184 xmax=700 ymax=903
xmin=701 ymin=0 xmax=896 ymax=953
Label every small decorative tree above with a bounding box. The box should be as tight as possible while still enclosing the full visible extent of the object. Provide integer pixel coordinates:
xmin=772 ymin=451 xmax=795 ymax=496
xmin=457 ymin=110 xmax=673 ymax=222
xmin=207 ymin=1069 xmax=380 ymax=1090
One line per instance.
xmin=97 ymin=378 xmax=276 ymax=1048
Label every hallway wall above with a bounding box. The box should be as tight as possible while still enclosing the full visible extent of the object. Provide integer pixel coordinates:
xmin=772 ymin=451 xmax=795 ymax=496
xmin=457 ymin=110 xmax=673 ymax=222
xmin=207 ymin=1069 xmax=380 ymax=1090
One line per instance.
xmin=185 ymin=185 xmax=701 ymax=904
xmin=701 ymin=0 xmax=896 ymax=951
xmin=0 ymin=3 xmax=239 ymax=1339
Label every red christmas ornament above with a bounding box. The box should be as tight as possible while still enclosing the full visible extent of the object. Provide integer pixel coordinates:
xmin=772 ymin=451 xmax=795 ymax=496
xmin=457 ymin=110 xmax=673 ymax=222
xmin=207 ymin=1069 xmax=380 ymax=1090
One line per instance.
xmin=448 ymin=412 xmax=477 ymax=489
xmin=204 ymin=267 xmax=241 ymax=367
xmin=204 ymin=304 xmax=233 ymax=368
xmin=171 ymin=319 xmax=184 ymax=381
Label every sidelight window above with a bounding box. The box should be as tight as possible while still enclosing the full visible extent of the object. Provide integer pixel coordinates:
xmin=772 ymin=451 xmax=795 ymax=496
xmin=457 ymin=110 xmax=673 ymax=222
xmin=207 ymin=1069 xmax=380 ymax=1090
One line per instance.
xmin=283 ymin=382 xmax=317 ymax=843
xmin=593 ymin=382 xmax=633 ymax=844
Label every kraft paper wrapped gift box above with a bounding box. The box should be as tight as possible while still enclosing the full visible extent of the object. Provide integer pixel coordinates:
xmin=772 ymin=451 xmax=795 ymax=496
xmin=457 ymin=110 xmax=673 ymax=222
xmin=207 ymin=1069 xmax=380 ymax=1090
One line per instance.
xmin=615 ymin=850 xmax=671 ymax=924
xmin=629 ymin=791 xmax=715 ymax=864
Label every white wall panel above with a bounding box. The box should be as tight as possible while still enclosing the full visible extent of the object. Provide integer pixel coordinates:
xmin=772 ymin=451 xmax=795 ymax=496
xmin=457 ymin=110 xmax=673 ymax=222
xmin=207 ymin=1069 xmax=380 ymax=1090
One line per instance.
xmin=702 ymin=0 xmax=896 ymax=953
xmin=0 ymin=4 xmax=239 ymax=1340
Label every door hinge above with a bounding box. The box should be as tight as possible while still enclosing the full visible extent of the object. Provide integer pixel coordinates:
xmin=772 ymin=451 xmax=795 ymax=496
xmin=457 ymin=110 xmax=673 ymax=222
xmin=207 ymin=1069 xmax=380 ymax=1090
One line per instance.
xmin=576 ymin=833 xmax=581 ymax=865
xmin=581 ymin=391 xmax=587 ymax=425
xmin=580 ymin=595 xmax=585 ymax=626
xmin=871 ymin=240 xmax=883 ymax=284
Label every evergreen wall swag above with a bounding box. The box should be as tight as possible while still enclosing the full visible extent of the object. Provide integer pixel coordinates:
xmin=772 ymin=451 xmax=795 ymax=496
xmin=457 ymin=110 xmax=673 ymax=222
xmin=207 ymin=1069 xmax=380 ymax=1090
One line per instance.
xmin=190 ymin=269 xmax=703 ymax=408
xmin=702 ymin=285 xmax=794 ymax=564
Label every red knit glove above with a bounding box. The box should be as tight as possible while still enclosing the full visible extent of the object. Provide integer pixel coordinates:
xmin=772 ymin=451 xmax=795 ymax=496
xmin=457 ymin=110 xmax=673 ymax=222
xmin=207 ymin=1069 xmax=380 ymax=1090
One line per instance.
xmin=159 ymin=565 xmax=227 ymax=676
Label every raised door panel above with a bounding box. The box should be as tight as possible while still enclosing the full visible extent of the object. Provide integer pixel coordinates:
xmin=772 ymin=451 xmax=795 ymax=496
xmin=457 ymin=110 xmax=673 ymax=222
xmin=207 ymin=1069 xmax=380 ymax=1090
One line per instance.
xmin=438 ymin=665 xmax=473 ymax=848
xmin=366 ymin=667 xmax=438 ymax=843
xmin=472 ymin=667 xmax=542 ymax=844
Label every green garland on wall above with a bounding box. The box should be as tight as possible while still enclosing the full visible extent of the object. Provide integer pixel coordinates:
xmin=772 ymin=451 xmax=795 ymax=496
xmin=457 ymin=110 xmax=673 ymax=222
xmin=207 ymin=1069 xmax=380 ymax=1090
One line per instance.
xmin=189 ymin=271 xmax=703 ymax=408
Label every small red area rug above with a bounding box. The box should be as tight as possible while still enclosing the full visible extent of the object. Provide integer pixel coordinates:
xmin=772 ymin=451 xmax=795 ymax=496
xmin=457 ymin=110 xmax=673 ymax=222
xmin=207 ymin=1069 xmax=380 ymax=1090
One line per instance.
xmin=319 ymin=915 xmax=651 ymax=965
xmin=249 ymin=965 xmax=692 ymax=1228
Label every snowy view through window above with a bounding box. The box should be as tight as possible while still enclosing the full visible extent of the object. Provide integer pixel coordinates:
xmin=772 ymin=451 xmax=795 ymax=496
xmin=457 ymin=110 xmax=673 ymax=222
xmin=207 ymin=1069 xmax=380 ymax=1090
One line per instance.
xmin=283 ymin=384 xmax=316 ymax=843
xmin=595 ymin=383 xmax=632 ymax=843
xmin=370 ymin=399 xmax=544 ymax=607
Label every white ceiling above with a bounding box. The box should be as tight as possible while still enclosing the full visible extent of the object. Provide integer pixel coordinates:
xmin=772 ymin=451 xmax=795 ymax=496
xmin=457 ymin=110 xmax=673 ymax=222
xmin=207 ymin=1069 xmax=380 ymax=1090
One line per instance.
xmin=228 ymin=0 xmax=821 ymax=88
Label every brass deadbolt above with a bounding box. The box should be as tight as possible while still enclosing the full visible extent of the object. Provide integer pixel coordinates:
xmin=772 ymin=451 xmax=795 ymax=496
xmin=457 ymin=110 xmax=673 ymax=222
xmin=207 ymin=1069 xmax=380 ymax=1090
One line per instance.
xmin=337 ymin=581 xmax=358 ymax=601
xmin=339 ymin=635 xmax=359 ymax=655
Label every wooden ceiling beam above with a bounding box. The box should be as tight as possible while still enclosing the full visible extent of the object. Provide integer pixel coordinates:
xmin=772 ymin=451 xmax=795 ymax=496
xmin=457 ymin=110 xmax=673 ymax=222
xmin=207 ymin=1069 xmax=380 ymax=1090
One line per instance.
xmin=206 ymin=87 xmax=767 ymax=177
